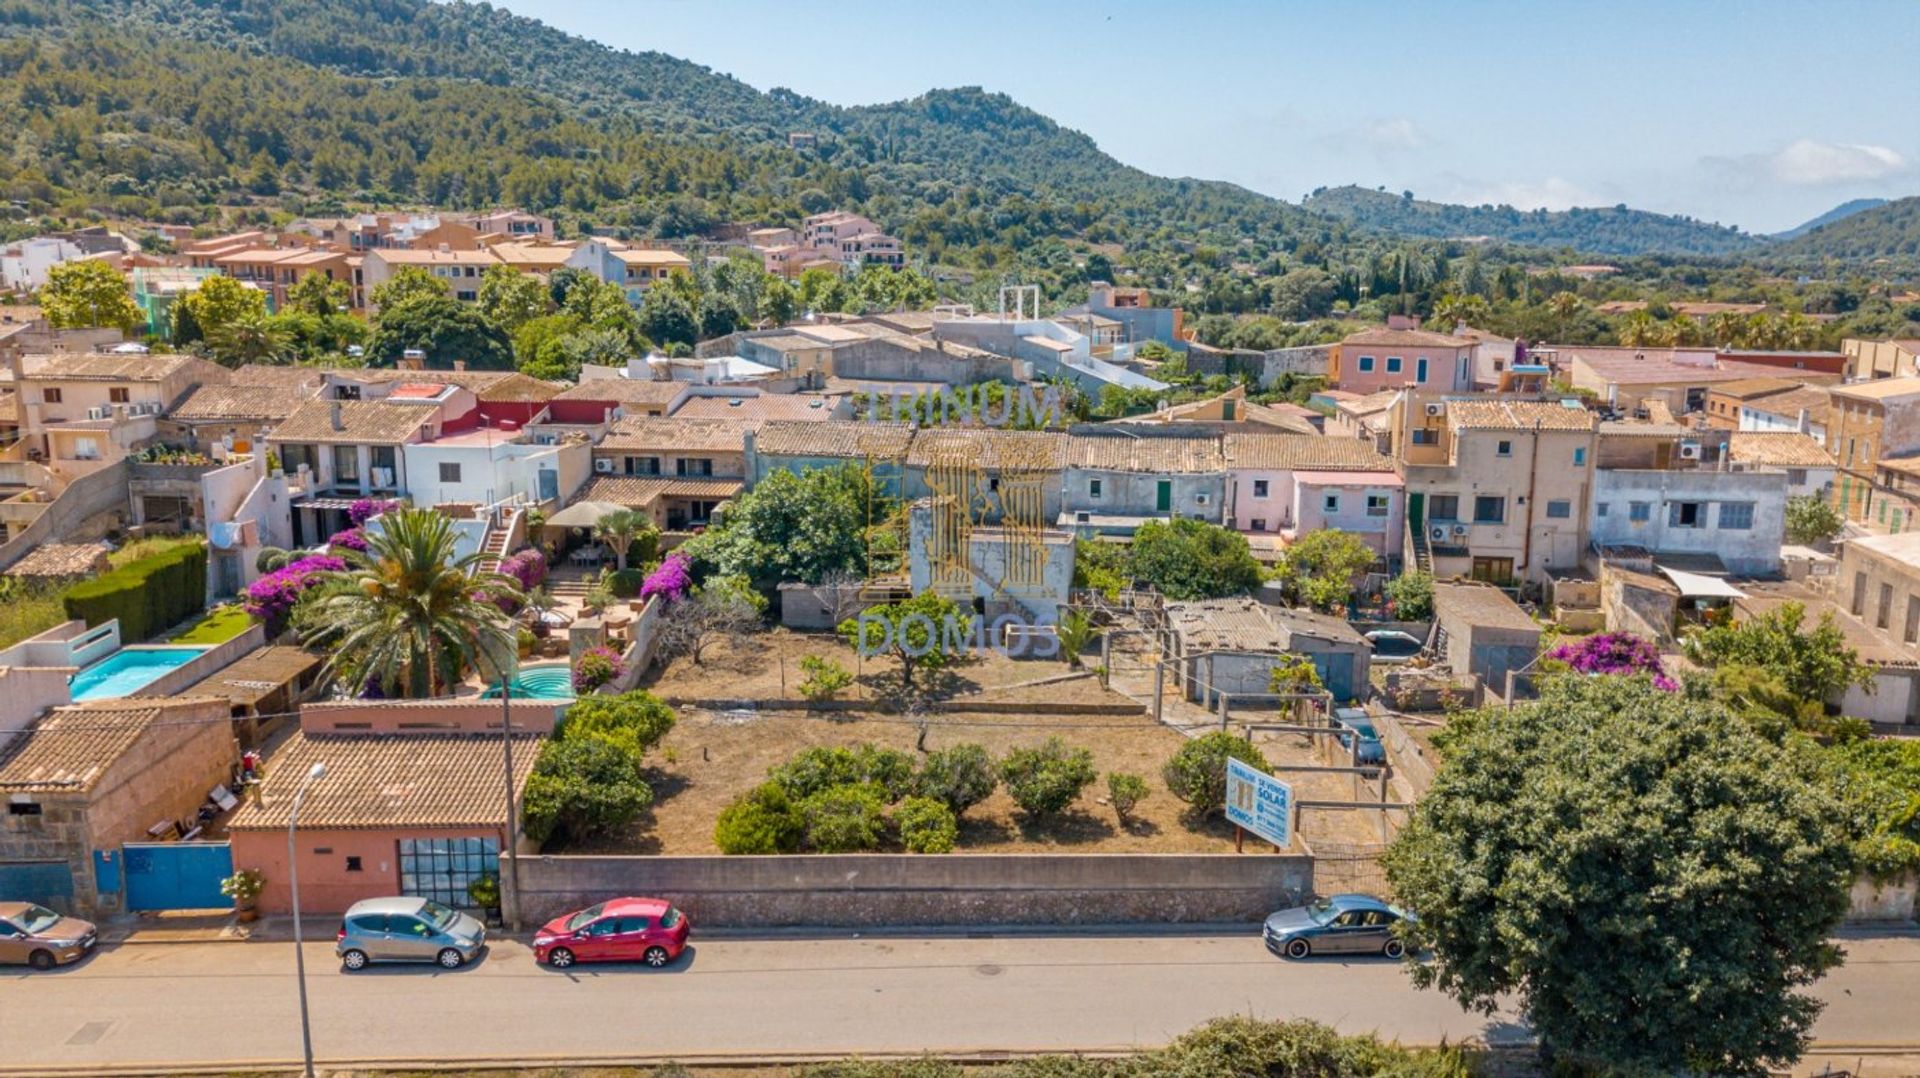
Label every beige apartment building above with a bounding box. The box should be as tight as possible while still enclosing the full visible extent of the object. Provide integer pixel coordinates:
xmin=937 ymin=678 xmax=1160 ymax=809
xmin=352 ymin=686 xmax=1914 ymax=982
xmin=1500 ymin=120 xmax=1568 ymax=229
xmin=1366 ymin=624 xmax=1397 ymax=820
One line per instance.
xmin=1829 ymin=377 xmax=1920 ymax=524
xmin=1843 ymin=338 xmax=1920 ymax=381
xmin=1395 ymin=394 xmax=1598 ymax=586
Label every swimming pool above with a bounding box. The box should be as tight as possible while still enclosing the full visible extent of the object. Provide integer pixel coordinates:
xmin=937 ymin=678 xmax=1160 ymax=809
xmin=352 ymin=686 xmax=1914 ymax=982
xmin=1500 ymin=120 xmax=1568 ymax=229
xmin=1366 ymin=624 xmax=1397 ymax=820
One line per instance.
xmin=70 ymin=647 xmax=208 ymax=701
xmin=483 ymin=663 xmax=576 ymax=700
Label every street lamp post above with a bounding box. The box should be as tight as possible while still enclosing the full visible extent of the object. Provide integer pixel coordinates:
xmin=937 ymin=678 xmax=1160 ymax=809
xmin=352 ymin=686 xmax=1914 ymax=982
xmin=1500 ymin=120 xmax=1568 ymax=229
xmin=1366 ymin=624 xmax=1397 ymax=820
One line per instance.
xmin=287 ymin=761 xmax=327 ymax=1078
xmin=500 ymin=674 xmax=521 ymax=932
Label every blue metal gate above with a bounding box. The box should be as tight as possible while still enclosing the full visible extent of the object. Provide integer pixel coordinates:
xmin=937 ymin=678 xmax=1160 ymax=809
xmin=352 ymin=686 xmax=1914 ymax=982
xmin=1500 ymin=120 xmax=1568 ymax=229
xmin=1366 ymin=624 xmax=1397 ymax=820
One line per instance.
xmin=0 ymin=861 xmax=75 ymax=912
xmin=123 ymin=843 xmax=233 ymax=911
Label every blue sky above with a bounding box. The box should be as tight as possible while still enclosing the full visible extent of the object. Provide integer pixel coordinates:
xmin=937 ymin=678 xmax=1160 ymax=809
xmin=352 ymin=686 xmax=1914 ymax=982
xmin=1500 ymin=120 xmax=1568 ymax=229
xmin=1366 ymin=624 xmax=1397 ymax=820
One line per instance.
xmin=497 ymin=0 xmax=1919 ymax=234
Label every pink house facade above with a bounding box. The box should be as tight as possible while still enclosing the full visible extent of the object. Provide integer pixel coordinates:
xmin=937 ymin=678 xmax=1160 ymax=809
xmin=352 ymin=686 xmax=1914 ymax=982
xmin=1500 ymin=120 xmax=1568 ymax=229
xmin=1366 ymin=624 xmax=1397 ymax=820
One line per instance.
xmin=1329 ymin=323 xmax=1477 ymax=396
xmin=1225 ymin=434 xmax=1405 ymax=561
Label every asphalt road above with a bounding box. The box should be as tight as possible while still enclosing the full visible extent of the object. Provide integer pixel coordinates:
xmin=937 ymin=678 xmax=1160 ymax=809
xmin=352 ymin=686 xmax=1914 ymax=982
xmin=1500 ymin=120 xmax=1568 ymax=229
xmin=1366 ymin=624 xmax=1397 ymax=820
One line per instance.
xmin=1 ymin=930 xmax=1916 ymax=1074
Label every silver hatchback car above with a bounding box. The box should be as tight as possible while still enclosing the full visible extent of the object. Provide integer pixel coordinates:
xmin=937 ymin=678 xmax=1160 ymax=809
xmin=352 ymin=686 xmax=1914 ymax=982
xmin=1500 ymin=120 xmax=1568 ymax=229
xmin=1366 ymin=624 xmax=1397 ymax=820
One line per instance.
xmin=335 ymin=896 xmax=486 ymax=970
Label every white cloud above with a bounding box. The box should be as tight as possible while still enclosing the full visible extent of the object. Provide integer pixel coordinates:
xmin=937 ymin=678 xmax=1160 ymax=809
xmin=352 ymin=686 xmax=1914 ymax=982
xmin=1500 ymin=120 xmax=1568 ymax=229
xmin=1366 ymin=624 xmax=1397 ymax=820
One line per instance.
xmin=1318 ymin=117 xmax=1433 ymax=155
xmin=1447 ymin=176 xmax=1604 ymax=213
xmin=1766 ymin=139 xmax=1908 ymax=185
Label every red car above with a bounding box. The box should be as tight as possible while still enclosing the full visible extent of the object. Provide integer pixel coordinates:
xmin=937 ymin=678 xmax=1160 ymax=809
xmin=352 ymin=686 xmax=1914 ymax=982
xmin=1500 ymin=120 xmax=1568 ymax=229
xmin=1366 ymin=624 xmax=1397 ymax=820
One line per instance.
xmin=533 ymin=897 xmax=690 ymax=969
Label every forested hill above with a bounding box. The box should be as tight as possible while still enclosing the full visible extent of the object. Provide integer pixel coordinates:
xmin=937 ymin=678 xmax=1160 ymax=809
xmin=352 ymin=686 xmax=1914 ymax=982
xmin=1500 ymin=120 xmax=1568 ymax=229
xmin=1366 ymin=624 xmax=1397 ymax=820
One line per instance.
xmin=1772 ymin=198 xmax=1887 ymax=240
xmin=1300 ymin=185 xmax=1761 ymax=258
xmin=19 ymin=0 xmax=1325 ymax=267
xmin=1768 ymin=197 xmax=1920 ymax=262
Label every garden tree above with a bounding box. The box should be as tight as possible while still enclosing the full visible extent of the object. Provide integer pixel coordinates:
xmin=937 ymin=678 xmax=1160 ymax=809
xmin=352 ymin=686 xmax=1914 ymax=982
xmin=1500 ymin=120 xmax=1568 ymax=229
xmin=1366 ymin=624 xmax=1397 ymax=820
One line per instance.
xmin=1129 ymin=518 xmax=1262 ymax=601
xmin=205 ymin=311 xmax=293 ymax=366
xmin=559 ymin=275 xmax=648 ymax=350
xmin=912 ymin=743 xmax=998 ymax=817
xmin=525 ymin=325 xmax=632 ymax=382
xmin=760 ymin=276 xmax=798 ymax=326
xmin=592 ymin=509 xmax=653 ymax=571
xmin=477 ymin=263 xmax=549 ymax=333
xmin=178 ymin=274 xmax=269 ymax=346
xmin=559 ymin=691 xmax=676 ymax=761
xmin=770 ymin=743 xmax=917 ymax=801
xmin=1384 ymin=676 xmax=1852 ymax=1075
xmin=796 ymin=267 xmax=851 ymax=314
xmin=1106 ymin=772 xmax=1149 ymax=826
xmin=714 ymin=781 xmax=804 ymax=854
xmin=682 ymin=464 xmax=883 ymax=592
xmin=1382 ymin=570 xmax=1434 ymax=620
xmin=1134 ymin=340 xmax=1177 ymax=365
xmin=521 ymin=735 xmax=654 ymax=845
xmin=301 ymin=508 xmax=520 ymax=697
xmin=840 ymin=591 xmax=963 ymax=691
xmin=1072 ymin=538 xmax=1129 ymax=598
xmin=799 ymin=784 xmax=887 ymax=852
xmin=1827 ymin=737 xmax=1920 ymax=878
xmin=1163 ymin=731 xmax=1271 ymax=818
xmin=998 ymin=737 xmax=1098 ymax=819
xmin=796 ymin=654 xmax=854 ymax=700
xmin=1710 ymin=663 xmax=1864 ymax=744
xmin=37 ymin=259 xmax=143 ymax=332
xmin=1273 ymin=529 xmax=1375 ymax=612
xmin=285 ymin=272 xmax=351 ymax=318
xmin=270 ymin=309 xmax=366 ymax=360
xmin=1267 ymin=267 xmax=1340 ymax=321
xmin=1785 ymin=494 xmax=1845 ymax=546
xmin=511 ymin=311 xmax=585 ymax=371
xmin=894 ymin=796 xmax=958 ymax=853
xmin=697 ymin=293 xmax=741 ymax=339
xmin=1268 ymin=654 xmax=1325 ymax=694
xmin=368 ymin=294 xmax=514 ymax=369
xmin=639 ymin=286 xmax=698 ymax=347
xmin=656 ymin=573 xmax=765 ymax=665
xmin=1682 ymin=601 xmax=1873 ymax=703
xmin=368 ymin=266 xmax=446 ymax=311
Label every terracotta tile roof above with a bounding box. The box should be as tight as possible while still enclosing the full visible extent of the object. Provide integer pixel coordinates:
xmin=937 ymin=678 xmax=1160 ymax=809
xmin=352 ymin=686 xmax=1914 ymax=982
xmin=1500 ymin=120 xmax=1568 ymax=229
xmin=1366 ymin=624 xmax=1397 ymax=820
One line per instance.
xmin=269 ymin=399 xmax=434 ymax=445
xmin=576 ymin=475 xmax=743 ymax=507
xmin=1224 ymin=433 xmax=1395 ymax=471
xmin=1728 ymin=432 xmax=1836 ymax=469
xmin=1739 ymin=386 xmax=1831 ymax=423
xmin=0 ymin=698 xmax=225 ymax=793
xmin=673 ymin=395 xmax=837 ymax=422
xmin=231 ymin=364 xmax=327 ymax=389
xmin=612 ymin=249 xmax=691 ymax=266
xmin=225 ymin=731 xmax=542 ymax=831
xmin=907 ymin=428 xmax=1069 ymax=471
xmin=203 ymin=646 xmax=324 ymax=709
xmin=171 ymin=383 xmax=309 ymax=423
xmin=1446 ymin=399 xmax=1596 ymax=432
xmin=1066 ymin=432 xmax=1224 ymax=473
xmin=553 ymin=379 xmax=688 ymax=405
xmin=5 ymin=542 xmax=111 ymax=580
xmin=1340 ymin=327 xmax=1473 ymax=349
xmin=598 ymin=416 xmax=753 ymax=454
xmin=1562 ymin=347 xmax=1796 ymax=386
xmin=1708 ymin=377 xmax=1801 ymax=400
xmin=751 ymin=420 xmax=914 ymax=460
xmin=469 ymin=373 xmax=562 ymax=403
xmin=23 ymin=352 xmax=227 ymax=383
xmin=366 ymin=248 xmax=500 ymax=267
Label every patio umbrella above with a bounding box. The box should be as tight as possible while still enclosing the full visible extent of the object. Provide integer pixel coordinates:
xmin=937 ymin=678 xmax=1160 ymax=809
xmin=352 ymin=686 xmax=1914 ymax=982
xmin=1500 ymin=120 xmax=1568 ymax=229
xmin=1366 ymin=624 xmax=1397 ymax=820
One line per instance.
xmin=544 ymin=500 xmax=627 ymax=529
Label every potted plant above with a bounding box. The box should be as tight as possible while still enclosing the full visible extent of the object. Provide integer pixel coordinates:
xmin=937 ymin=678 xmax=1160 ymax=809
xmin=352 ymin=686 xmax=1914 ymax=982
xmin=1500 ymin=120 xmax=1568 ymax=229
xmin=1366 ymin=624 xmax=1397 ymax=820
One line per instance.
xmin=221 ymin=868 xmax=266 ymax=922
xmin=467 ymin=875 xmax=502 ymax=925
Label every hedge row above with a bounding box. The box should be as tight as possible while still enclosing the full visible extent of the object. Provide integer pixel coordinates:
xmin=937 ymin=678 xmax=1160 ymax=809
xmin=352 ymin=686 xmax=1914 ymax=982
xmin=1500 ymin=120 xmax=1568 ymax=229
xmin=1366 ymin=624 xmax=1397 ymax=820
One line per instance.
xmin=63 ymin=542 xmax=207 ymax=642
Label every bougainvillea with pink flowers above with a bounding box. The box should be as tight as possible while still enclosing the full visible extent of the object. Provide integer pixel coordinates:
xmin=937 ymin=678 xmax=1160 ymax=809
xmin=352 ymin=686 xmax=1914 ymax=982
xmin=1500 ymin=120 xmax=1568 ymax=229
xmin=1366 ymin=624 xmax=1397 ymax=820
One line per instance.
xmin=1548 ymin=632 xmax=1678 ymax=691
xmin=327 ymin=528 xmax=368 ymax=552
xmin=500 ymin=548 xmax=547 ymax=591
xmin=347 ymin=498 xmax=401 ymax=527
xmin=572 ymin=645 xmax=626 ymax=694
xmin=243 ymin=554 xmax=347 ymax=631
xmin=640 ymin=552 xmax=692 ymax=604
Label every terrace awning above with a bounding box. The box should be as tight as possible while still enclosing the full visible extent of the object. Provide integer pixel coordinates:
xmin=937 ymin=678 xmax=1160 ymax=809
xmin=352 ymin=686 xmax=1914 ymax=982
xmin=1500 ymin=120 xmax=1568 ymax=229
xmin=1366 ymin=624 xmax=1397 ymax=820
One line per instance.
xmin=1658 ymin=567 xmax=1746 ymax=600
xmin=545 ymin=500 xmax=627 ymax=528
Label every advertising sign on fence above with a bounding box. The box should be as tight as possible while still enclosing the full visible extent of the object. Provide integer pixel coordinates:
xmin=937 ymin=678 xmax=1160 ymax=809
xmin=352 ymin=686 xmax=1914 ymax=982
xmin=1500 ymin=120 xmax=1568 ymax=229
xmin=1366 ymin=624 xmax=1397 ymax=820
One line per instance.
xmin=1224 ymin=756 xmax=1293 ymax=850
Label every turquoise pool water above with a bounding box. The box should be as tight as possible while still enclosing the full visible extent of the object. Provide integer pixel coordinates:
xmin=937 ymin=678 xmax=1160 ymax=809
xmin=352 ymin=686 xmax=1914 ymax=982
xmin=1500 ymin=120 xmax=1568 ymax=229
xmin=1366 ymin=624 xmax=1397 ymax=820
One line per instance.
xmin=483 ymin=664 xmax=576 ymax=700
xmin=71 ymin=647 xmax=207 ymax=701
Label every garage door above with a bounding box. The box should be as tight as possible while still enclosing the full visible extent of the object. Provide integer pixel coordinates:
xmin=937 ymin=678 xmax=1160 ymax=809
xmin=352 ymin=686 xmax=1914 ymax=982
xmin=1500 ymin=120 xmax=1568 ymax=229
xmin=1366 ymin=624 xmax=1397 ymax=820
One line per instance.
xmin=0 ymin=860 xmax=76 ymax=913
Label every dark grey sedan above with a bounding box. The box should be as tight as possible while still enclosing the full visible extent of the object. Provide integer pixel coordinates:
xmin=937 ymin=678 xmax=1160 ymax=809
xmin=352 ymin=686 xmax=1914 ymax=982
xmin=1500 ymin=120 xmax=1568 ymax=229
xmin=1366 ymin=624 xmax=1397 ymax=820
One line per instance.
xmin=1263 ymin=893 xmax=1412 ymax=959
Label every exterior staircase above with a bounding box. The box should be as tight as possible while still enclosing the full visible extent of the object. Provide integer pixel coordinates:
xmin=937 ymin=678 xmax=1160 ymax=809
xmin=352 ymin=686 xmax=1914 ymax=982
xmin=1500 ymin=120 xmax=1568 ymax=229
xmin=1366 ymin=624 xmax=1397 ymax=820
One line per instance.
xmin=1405 ymin=516 xmax=1433 ymax=574
xmin=475 ymin=505 xmax=524 ymax=577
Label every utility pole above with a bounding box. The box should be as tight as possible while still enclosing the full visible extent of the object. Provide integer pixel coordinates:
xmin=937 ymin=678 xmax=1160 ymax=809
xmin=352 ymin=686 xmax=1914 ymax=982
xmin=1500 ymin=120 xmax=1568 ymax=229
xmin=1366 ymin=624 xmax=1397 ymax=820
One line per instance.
xmin=500 ymin=677 xmax=521 ymax=932
xmin=287 ymin=762 xmax=327 ymax=1078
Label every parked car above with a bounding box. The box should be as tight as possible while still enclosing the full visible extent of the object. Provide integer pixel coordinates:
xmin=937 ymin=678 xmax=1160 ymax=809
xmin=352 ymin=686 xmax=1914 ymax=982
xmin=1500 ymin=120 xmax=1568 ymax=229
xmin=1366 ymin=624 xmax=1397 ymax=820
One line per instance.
xmin=1331 ymin=707 xmax=1386 ymax=767
xmin=1364 ymin=629 xmax=1423 ymax=662
xmin=1264 ymin=894 xmax=1413 ymax=959
xmin=335 ymin=896 xmax=486 ymax=970
xmin=0 ymin=902 xmax=96 ymax=969
xmin=534 ymin=897 xmax=691 ymax=969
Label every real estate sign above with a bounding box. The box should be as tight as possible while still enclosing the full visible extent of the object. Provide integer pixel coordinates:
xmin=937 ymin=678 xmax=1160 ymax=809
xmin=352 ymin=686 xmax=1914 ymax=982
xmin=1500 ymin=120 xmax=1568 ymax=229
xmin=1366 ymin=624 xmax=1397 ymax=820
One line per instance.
xmin=1224 ymin=756 xmax=1292 ymax=850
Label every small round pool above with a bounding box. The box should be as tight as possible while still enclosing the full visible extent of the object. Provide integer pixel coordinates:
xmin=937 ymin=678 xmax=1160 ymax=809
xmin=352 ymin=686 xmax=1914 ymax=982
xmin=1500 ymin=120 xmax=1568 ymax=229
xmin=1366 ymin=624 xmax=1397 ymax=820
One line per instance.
xmin=483 ymin=663 xmax=575 ymax=700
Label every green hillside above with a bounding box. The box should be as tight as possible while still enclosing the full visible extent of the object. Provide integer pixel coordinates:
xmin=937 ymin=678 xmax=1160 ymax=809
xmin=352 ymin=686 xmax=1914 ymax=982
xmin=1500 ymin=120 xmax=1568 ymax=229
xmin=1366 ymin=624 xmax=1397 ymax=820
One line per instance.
xmin=1773 ymin=198 xmax=1888 ymax=240
xmin=1301 ymin=185 xmax=1761 ymax=257
xmin=1769 ymin=196 xmax=1920 ymax=262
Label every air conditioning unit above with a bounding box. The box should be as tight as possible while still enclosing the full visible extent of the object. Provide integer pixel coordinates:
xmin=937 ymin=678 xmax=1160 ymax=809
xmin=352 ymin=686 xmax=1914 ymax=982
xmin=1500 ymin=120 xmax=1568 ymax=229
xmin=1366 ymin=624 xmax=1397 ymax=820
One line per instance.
xmin=593 ymin=458 xmax=615 ymax=474
xmin=1451 ymin=524 xmax=1470 ymax=538
xmin=1425 ymin=402 xmax=1447 ymax=417
xmin=1194 ymin=493 xmax=1210 ymax=506
xmin=85 ymin=406 xmax=107 ymax=420
xmin=1430 ymin=525 xmax=1448 ymax=541
xmin=1678 ymin=442 xmax=1702 ymax=460
xmin=1075 ymin=511 xmax=1091 ymax=524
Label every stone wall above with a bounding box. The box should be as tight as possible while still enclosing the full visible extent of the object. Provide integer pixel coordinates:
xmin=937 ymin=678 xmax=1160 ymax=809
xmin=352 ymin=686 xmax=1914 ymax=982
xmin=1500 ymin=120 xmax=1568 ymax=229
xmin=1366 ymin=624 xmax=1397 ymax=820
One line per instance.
xmin=0 ymin=459 xmax=129 ymax=571
xmin=515 ymin=853 xmax=1314 ymax=927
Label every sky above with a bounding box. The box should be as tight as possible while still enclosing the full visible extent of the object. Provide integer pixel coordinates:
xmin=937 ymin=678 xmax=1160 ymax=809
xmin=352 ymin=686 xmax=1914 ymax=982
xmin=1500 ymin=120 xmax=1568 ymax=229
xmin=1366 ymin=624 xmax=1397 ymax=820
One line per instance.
xmin=496 ymin=0 xmax=1920 ymax=234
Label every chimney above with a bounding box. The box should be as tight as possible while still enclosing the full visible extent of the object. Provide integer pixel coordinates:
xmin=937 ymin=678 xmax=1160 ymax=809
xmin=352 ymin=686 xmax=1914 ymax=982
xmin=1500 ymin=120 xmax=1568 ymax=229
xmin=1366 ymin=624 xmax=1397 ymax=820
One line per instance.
xmin=452 ymin=359 xmax=467 ymax=372
xmin=330 ymin=401 xmax=344 ymax=431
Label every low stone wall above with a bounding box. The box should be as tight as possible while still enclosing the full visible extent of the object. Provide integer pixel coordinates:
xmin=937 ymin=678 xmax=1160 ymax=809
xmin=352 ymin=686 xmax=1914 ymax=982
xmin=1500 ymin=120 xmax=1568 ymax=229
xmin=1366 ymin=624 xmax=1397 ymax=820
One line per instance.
xmin=655 ymin=698 xmax=1147 ymax=717
xmin=1371 ymin=709 xmax=1436 ymax=798
xmin=515 ymin=853 xmax=1313 ymax=927
xmin=1848 ymin=873 xmax=1917 ymax=922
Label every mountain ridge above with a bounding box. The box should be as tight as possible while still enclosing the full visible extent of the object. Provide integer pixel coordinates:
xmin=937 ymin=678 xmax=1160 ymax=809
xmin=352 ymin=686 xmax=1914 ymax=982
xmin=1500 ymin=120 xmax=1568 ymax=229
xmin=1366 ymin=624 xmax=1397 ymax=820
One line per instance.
xmin=1772 ymin=198 xmax=1891 ymax=241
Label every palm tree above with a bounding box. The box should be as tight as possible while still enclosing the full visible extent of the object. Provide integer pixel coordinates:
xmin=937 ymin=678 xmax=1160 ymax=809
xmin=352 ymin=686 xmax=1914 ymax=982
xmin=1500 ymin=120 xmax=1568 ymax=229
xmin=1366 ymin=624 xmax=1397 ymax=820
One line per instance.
xmin=593 ymin=509 xmax=653 ymax=571
xmin=1708 ymin=311 xmax=1746 ymax=348
xmin=303 ymin=508 xmax=520 ymax=698
xmin=1617 ymin=310 xmax=1663 ymax=347
xmin=1546 ymin=291 xmax=1584 ymax=341
xmin=207 ymin=311 xmax=292 ymax=367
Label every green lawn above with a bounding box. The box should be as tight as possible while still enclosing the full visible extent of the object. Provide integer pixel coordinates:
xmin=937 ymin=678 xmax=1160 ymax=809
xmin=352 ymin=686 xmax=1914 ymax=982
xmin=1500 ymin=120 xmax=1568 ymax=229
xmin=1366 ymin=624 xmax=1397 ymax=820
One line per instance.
xmin=169 ymin=604 xmax=255 ymax=645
